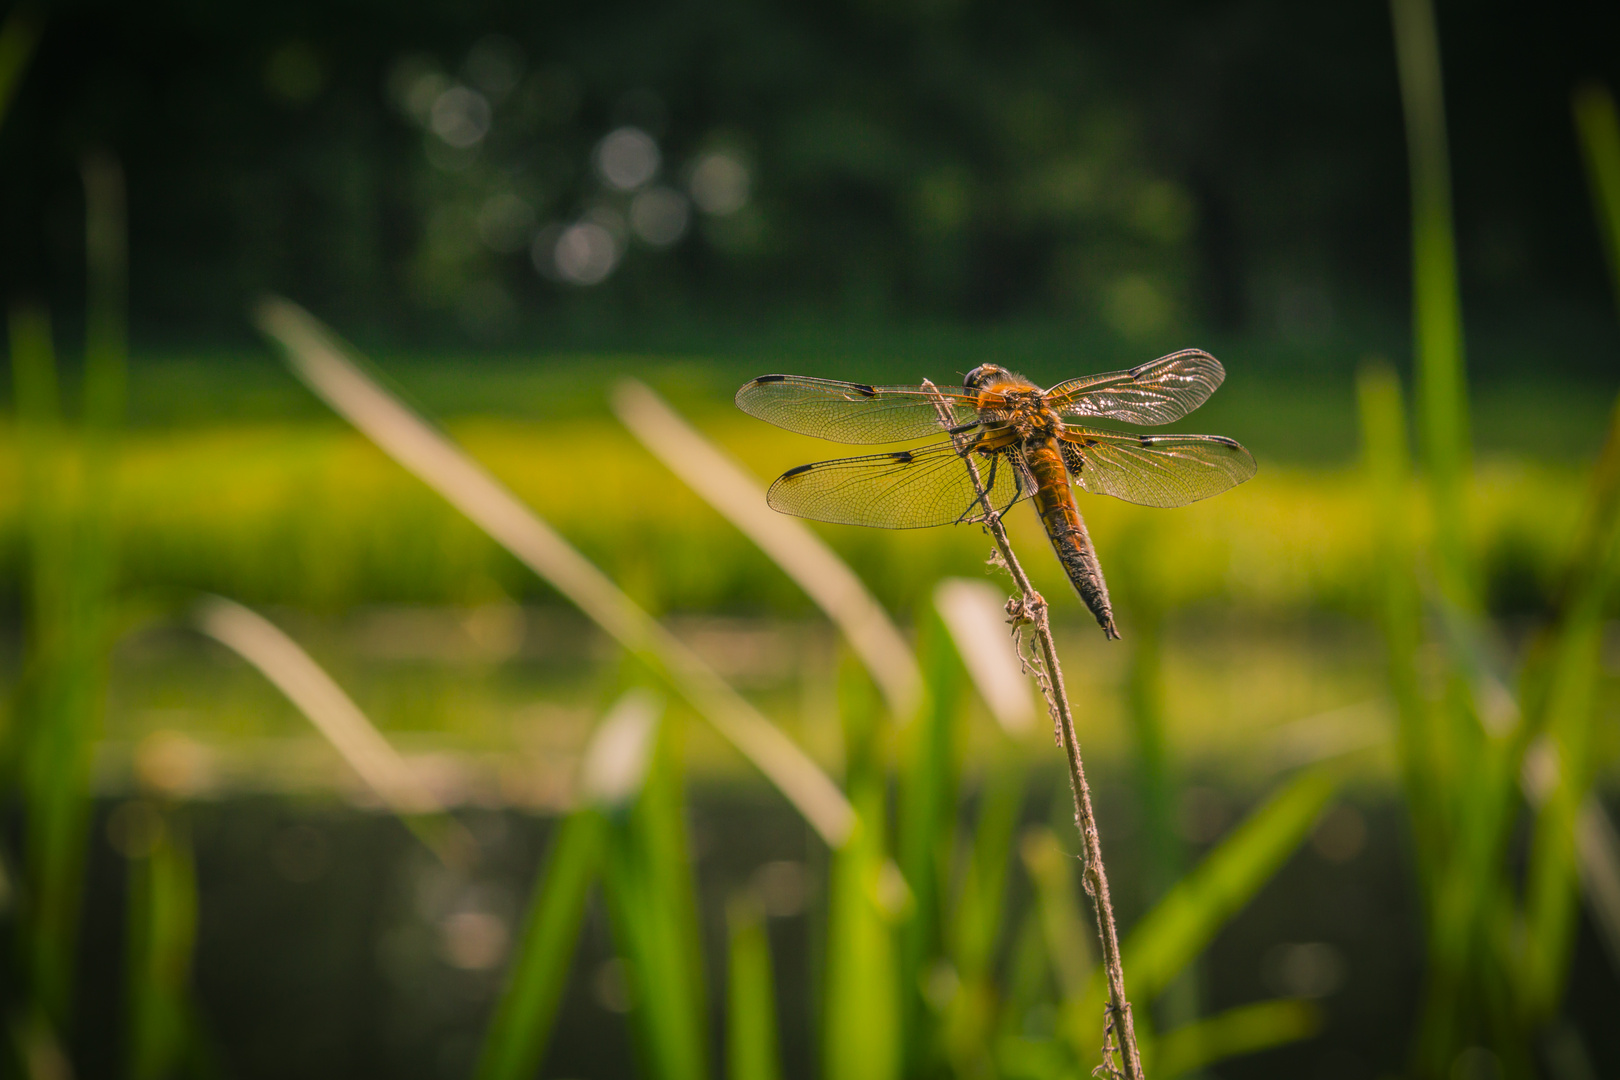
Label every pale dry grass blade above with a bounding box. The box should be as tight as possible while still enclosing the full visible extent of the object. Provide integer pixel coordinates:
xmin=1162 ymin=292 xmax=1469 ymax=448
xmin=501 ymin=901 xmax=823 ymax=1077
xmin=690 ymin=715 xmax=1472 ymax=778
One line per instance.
xmin=932 ymin=578 xmax=1034 ymax=735
xmin=579 ymin=690 xmax=663 ymax=807
xmin=1575 ymin=797 xmax=1620 ymax=971
xmin=1524 ymin=742 xmax=1620 ymax=973
xmin=612 ymin=378 xmax=923 ymax=720
xmin=195 ymin=595 xmax=443 ymax=817
xmin=254 ymin=297 xmax=854 ymax=847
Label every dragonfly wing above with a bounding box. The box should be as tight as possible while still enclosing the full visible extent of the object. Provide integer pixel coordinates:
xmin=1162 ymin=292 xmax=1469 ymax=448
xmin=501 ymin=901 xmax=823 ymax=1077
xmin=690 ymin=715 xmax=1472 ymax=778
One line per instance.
xmin=1061 ymin=428 xmax=1255 ymax=508
xmin=736 ymin=375 xmax=982 ymax=444
xmin=767 ymin=440 xmax=1031 ymax=528
xmin=1047 ymin=349 xmax=1225 ymax=426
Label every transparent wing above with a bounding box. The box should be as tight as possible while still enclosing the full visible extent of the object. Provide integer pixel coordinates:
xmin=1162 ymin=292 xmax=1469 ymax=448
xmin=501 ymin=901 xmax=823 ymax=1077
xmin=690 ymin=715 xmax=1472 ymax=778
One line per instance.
xmin=1060 ymin=428 xmax=1255 ymax=508
xmin=736 ymin=374 xmax=982 ymax=444
xmin=767 ymin=440 xmax=1032 ymax=528
xmin=1046 ymin=349 xmax=1225 ymax=426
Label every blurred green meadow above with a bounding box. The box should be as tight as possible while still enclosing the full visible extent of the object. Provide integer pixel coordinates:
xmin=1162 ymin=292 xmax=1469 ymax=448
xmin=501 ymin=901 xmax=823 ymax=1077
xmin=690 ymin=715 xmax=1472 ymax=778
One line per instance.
xmin=8 ymin=354 xmax=1612 ymax=781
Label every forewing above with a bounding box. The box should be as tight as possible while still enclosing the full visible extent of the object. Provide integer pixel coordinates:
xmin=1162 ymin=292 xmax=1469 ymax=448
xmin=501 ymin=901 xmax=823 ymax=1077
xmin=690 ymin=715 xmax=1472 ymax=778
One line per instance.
xmin=1061 ymin=428 xmax=1255 ymax=508
xmin=1046 ymin=349 xmax=1225 ymax=426
xmin=767 ymin=440 xmax=1030 ymax=528
xmin=736 ymin=375 xmax=981 ymax=444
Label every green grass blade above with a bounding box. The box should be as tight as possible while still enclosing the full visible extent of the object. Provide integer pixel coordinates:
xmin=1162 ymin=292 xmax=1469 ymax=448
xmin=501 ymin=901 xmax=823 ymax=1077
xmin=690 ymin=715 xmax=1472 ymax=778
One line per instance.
xmin=896 ymin=611 xmax=962 ymax=1071
xmin=125 ymin=807 xmax=199 ymax=1080
xmin=1020 ymin=826 xmax=1094 ymax=1005
xmin=1356 ymin=365 xmax=1439 ymax=874
xmin=1123 ymin=605 xmax=1178 ymax=899
xmin=1515 ymin=324 xmax=1620 ymax=1015
xmin=727 ymin=897 xmax=785 ymax=1080
xmin=1101 ymin=767 xmax=1337 ymax=1006
xmin=600 ymin=703 xmax=709 ymax=1080
xmin=1519 ymin=450 xmax=1620 ymax=1013
xmin=475 ymin=809 xmax=608 ymax=1080
xmin=1573 ymin=83 xmax=1620 ymax=315
xmin=823 ymin=666 xmax=902 ymax=1080
xmin=82 ymin=152 xmax=127 ymax=437
xmin=1149 ymin=999 xmax=1321 ymax=1079
xmin=0 ymin=1 xmax=43 ymax=130
xmin=4 ymin=149 xmax=131 ymax=1039
xmin=477 ymin=690 xmax=659 ymax=1080
xmin=1520 ymin=613 xmax=1606 ymax=1018
xmin=1114 ymin=535 xmax=1206 ymax=1035
xmin=822 ymin=804 xmax=902 ymax=1080
xmin=1390 ymin=0 xmax=1473 ymax=606
xmin=949 ymin=750 xmax=1025 ymax=984
xmin=635 ymin=715 xmax=711 ymax=1078
xmin=8 ymin=303 xmax=89 ymax=1028
xmin=940 ymin=751 xmax=1023 ymax=1076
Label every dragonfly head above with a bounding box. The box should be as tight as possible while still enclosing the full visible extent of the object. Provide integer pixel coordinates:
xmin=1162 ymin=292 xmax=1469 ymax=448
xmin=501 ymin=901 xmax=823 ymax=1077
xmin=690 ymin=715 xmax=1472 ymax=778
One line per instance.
xmin=963 ymin=364 xmax=1009 ymax=391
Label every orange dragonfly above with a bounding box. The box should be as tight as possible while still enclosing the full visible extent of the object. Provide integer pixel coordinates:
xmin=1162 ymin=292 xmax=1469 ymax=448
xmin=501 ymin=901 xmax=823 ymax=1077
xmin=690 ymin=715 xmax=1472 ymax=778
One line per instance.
xmin=735 ymin=350 xmax=1255 ymax=639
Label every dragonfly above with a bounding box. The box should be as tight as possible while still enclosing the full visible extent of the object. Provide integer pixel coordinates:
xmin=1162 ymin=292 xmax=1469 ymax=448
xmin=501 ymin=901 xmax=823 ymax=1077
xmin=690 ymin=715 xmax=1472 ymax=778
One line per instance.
xmin=735 ymin=349 xmax=1255 ymax=639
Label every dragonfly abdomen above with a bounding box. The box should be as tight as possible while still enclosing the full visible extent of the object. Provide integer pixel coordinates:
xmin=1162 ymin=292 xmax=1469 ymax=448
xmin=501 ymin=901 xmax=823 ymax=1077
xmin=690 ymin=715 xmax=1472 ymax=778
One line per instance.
xmin=1026 ymin=440 xmax=1119 ymax=639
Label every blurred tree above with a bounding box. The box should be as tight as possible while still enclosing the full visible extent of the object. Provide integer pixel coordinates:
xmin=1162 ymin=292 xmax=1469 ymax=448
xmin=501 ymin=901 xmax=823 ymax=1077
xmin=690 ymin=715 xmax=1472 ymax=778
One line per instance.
xmin=0 ymin=0 xmax=1615 ymax=363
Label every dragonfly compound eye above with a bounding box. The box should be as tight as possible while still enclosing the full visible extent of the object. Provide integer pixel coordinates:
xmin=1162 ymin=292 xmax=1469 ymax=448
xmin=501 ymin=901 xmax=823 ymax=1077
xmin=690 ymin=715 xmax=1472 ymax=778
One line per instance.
xmin=963 ymin=364 xmax=1005 ymax=390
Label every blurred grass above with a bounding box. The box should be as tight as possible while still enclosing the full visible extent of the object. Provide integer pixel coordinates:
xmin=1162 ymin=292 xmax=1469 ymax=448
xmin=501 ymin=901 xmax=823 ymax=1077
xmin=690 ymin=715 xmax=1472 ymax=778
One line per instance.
xmin=0 ymin=407 xmax=1599 ymax=623
xmin=5 ymin=152 xmax=128 ymax=1044
xmin=1380 ymin=0 xmax=1620 ymax=1060
xmin=124 ymin=804 xmax=199 ymax=1080
xmin=0 ymin=1 xmax=42 ymax=129
xmin=475 ymin=807 xmax=605 ymax=1080
xmin=725 ymin=897 xmax=785 ymax=1080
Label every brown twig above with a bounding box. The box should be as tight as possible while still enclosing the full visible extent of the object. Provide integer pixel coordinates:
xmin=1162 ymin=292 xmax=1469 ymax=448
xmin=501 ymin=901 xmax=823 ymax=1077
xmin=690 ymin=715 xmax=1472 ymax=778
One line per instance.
xmin=923 ymin=380 xmax=1144 ymax=1079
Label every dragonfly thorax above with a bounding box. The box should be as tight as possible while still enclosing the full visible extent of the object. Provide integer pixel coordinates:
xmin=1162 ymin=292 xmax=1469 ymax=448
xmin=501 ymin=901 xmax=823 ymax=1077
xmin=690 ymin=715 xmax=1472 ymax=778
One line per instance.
xmin=964 ymin=365 xmax=1060 ymax=440
xmin=977 ymin=386 xmax=1063 ymax=444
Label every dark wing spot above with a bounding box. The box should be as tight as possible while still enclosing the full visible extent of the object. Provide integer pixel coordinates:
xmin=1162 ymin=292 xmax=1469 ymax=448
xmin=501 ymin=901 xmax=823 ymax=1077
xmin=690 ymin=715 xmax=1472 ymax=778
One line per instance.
xmin=946 ymin=421 xmax=980 ymax=435
xmin=781 ymin=463 xmax=816 ymax=479
xmin=1207 ymin=435 xmax=1241 ymax=448
xmin=752 ymin=374 xmax=788 ymax=384
xmin=1139 ymin=435 xmax=1156 ymax=447
xmin=852 ymin=383 xmax=877 ymax=397
xmin=890 ymin=450 xmax=914 ymax=464
xmin=1128 ymin=364 xmax=1147 ymax=378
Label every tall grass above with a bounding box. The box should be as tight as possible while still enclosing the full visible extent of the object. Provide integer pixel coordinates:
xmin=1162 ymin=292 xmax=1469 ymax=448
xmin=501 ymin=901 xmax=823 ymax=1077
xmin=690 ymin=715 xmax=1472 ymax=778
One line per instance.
xmin=244 ymin=299 xmax=1363 ymax=1079
xmin=1377 ymin=0 xmax=1620 ymax=1068
xmin=3 ymin=153 xmax=128 ymax=1062
xmin=0 ymin=1 xmax=43 ymax=128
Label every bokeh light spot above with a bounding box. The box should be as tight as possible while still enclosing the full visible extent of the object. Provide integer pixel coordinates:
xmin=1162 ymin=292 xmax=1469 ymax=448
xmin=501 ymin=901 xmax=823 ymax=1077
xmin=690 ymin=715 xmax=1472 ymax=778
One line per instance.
xmin=594 ymin=127 xmax=660 ymax=191
xmin=439 ymin=910 xmax=509 ymax=971
xmin=593 ymin=958 xmax=633 ymax=1012
xmin=753 ymin=860 xmax=808 ymax=917
xmin=629 ymin=186 xmax=690 ymax=247
xmin=386 ymin=54 xmax=449 ymax=125
xmin=431 ymin=86 xmax=492 ymax=148
xmin=1311 ymin=803 xmax=1368 ymax=862
xmin=688 ymin=151 xmax=750 ymax=215
xmin=1103 ymin=273 xmax=1173 ymax=339
xmin=552 ymin=222 xmax=620 ymax=284
xmin=1261 ymin=941 xmax=1346 ymax=999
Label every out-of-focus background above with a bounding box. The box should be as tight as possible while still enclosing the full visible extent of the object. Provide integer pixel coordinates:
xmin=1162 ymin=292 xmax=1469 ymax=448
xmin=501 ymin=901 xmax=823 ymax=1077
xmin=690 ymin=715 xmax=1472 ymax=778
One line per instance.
xmin=3 ymin=1 xmax=1620 ymax=1078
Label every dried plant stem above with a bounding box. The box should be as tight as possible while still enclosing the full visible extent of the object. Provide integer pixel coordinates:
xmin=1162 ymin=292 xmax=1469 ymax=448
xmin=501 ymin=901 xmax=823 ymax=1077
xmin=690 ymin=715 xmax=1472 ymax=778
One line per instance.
xmin=923 ymin=381 xmax=1143 ymax=1079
